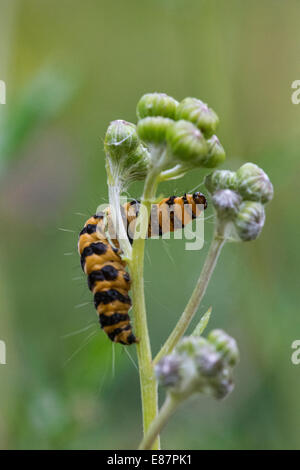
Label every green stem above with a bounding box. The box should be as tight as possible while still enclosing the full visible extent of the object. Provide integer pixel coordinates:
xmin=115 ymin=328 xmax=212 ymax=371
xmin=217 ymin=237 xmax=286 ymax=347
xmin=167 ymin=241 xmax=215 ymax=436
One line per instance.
xmin=153 ymin=228 xmax=226 ymax=365
xmin=157 ymin=164 xmax=187 ymax=182
xmin=138 ymin=395 xmax=179 ymax=450
xmin=128 ymin=168 xmax=160 ymax=449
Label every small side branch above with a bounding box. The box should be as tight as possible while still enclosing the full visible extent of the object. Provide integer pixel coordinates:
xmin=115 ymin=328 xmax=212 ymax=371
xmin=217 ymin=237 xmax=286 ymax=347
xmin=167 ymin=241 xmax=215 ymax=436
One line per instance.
xmin=138 ymin=395 xmax=179 ymax=450
xmin=154 ymin=230 xmax=226 ymax=365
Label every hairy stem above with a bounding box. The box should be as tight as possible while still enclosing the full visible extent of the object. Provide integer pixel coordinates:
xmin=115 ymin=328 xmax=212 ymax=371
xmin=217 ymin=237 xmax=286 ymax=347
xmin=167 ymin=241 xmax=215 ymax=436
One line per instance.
xmin=129 ymin=168 xmax=160 ymax=449
xmin=153 ymin=228 xmax=226 ymax=365
xmin=138 ymin=395 xmax=179 ymax=450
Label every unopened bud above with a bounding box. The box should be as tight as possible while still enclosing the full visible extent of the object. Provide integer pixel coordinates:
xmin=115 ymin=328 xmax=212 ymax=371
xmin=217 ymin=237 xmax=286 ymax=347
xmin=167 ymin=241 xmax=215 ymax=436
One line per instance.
xmin=208 ymin=329 xmax=239 ymax=367
xmin=234 ymin=201 xmax=266 ymax=241
xmin=213 ymin=370 xmax=235 ymax=399
xmin=104 ymin=120 xmax=150 ymax=185
xmin=211 ymin=189 xmax=242 ymax=220
xmin=166 ymin=120 xmax=208 ymax=164
xmin=104 ymin=120 xmax=139 ymax=160
xmin=195 ymin=345 xmax=223 ymax=377
xmin=236 ymin=163 xmax=274 ymax=204
xmin=137 ymin=116 xmax=174 ymax=145
xmin=124 ymin=143 xmax=150 ymax=180
xmin=156 ymin=330 xmax=239 ymax=401
xmin=176 ymin=335 xmax=207 ymax=356
xmin=202 ymin=135 xmax=226 ymax=168
xmin=136 ymin=92 xmax=179 ymax=120
xmin=155 ymin=354 xmax=182 ymax=388
xmin=205 ymin=169 xmax=237 ymax=193
xmin=176 ymin=97 xmax=219 ymax=137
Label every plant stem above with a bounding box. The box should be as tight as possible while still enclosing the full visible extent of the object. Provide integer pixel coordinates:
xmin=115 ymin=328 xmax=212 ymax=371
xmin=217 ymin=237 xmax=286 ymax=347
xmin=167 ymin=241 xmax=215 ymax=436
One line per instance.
xmin=138 ymin=395 xmax=179 ymax=450
xmin=157 ymin=164 xmax=187 ymax=182
xmin=153 ymin=229 xmax=226 ymax=365
xmin=128 ymin=168 xmax=160 ymax=449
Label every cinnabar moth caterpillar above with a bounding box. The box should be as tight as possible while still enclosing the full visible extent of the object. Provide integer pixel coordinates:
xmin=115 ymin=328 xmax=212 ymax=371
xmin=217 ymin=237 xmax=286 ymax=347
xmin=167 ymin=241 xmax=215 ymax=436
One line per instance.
xmin=78 ymin=192 xmax=207 ymax=345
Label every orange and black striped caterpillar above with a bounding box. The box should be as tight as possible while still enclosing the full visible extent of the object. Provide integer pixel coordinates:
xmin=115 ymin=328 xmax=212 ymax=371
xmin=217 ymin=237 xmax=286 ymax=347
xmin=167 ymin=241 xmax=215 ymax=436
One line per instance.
xmin=78 ymin=192 xmax=207 ymax=345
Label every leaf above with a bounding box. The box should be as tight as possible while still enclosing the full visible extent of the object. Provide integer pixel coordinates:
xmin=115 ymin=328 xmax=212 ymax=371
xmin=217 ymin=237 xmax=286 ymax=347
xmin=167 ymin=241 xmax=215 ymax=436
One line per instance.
xmin=192 ymin=307 xmax=212 ymax=336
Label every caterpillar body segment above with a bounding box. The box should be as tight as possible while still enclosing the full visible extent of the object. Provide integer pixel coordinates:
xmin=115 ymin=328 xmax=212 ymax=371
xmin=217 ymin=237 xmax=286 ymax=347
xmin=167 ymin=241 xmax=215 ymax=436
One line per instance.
xmin=123 ymin=191 xmax=207 ymax=240
xmin=78 ymin=192 xmax=207 ymax=345
xmin=78 ymin=214 xmax=135 ymax=345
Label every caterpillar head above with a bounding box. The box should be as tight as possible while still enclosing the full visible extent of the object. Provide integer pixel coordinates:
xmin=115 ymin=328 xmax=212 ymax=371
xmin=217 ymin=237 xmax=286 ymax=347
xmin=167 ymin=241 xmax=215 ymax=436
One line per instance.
xmin=192 ymin=192 xmax=207 ymax=210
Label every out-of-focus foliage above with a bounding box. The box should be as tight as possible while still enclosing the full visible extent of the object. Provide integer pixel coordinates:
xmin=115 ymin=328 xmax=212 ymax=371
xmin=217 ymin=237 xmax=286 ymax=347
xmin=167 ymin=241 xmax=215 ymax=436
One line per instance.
xmin=0 ymin=69 xmax=78 ymax=170
xmin=0 ymin=0 xmax=299 ymax=450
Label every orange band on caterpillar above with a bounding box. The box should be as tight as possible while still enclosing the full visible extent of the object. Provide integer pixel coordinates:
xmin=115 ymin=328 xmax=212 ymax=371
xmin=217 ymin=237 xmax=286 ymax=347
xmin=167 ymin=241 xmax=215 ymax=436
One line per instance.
xmin=78 ymin=192 xmax=207 ymax=345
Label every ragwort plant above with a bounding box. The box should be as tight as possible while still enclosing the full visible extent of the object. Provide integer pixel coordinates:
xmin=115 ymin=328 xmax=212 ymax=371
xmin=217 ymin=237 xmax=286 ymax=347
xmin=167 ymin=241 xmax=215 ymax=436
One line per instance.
xmin=84 ymin=93 xmax=273 ymax=450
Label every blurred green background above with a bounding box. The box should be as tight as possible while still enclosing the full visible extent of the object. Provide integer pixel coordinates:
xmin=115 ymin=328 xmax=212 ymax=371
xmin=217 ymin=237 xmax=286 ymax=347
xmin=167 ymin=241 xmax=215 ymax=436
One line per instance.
xmin=0 ymin=0 xmax=299 ymax=450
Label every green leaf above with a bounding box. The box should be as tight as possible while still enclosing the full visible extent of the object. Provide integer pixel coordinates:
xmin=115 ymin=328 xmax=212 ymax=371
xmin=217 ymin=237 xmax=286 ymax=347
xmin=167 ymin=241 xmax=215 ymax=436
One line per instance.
xmin=192 ymin=307 xmax=212 ymax=336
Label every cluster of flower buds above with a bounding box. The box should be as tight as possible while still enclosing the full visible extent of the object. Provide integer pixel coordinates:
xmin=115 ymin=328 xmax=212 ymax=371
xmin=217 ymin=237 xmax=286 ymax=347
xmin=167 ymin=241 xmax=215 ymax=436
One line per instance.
xmin=155 ymin=329 xmax=239 ymax=401
xmin=205 ymin=163 xmax=273 ymax=241
xmin=104 ymin=119 xmax=150 ymax=188
xmin=104 ymin=93 xmax=226 ymax=189
xmin=136 ymin=92 xmax=225 ymax=171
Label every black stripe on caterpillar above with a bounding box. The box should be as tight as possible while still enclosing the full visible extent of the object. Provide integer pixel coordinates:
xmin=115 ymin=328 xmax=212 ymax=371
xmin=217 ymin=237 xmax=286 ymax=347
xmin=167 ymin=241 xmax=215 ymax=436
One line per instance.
xmin=78 ymin=192 xmax=207 ymax=345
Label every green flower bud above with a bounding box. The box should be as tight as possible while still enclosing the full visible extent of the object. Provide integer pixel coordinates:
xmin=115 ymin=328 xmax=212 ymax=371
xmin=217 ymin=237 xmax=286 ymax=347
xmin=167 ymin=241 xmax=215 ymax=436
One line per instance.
xmin=211 ymin=189 xmax=242 ymax=220
xmin=155 ymin=354 xmax=182 ymax=388
xmin=208 ymin=329 xmax=239 ymax=367
xmin=104 ymin=120 xmax=139 ymax=160
xmin=176 ymin=97 xmax=219 ymax=137
xmin=194 ymin=344 xmax=223 ymax=377
xmin=236 ymin=163 xmax=274 ymax=204
xmin=124 ymin=143 xmax=150 ymax=180
xmin=205 ymin=170 xmax=237 ymax=193
xmin=136 ymin=92 xmax=179 ymax=120
xmin=234 ymin=201 xmax=266 ymax=242
xmin=176 ymin=335 xmax=207 ymax=356
xmin=104 ymin=120 xmax=150 ymax=186
xmin=137 ymin=116 xmax=174 ymax=145
xmin=166 ymin=120 xmax=208 ymax=165
xmin=201 ymin=135 xmax=226 ymax=168
xmin=212 ymin=371 xmax=235 ymax=399
xmin=156 ymin=330 xmax=239 ymax=401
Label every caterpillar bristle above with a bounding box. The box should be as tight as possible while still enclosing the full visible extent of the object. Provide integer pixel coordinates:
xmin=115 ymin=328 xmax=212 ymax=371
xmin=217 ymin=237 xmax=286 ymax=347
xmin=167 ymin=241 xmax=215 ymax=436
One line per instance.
xmin=77 ymin=192 xmax=206 ymax=345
